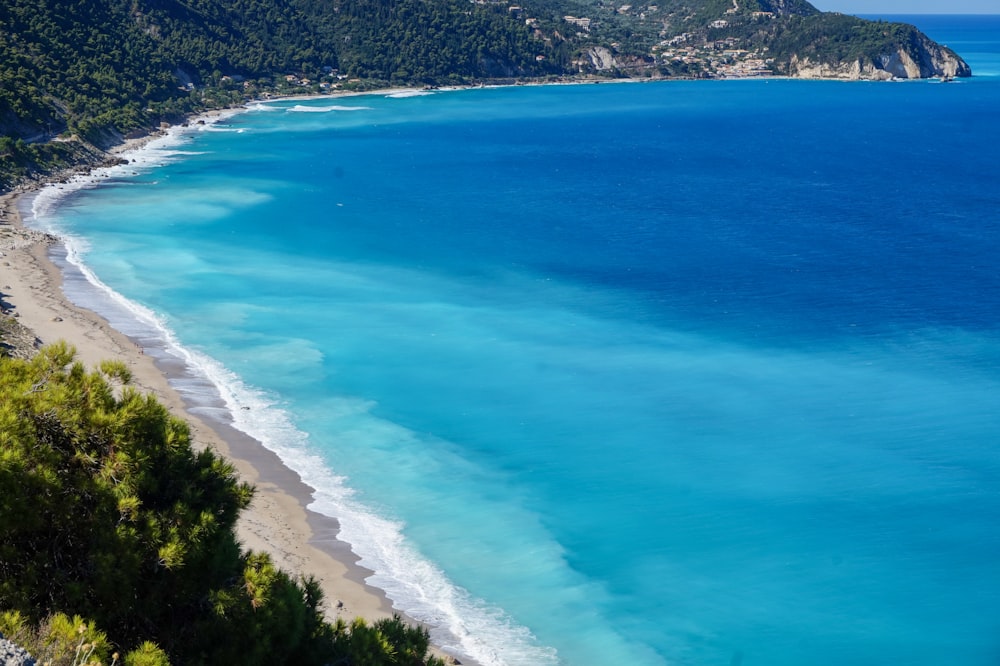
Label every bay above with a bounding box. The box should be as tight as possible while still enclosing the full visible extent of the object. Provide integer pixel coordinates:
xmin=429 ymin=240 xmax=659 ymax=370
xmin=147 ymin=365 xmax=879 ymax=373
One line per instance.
xmin=29 ymin=15 xmax=1000 ymax=665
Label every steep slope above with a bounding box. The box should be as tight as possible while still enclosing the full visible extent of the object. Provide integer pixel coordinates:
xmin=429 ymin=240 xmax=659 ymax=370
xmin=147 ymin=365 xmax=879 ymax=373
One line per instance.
xmin=0 ymin=0 xmax=974 ymax=189
xmin=769 ymin=14 xmax=972 ymax=79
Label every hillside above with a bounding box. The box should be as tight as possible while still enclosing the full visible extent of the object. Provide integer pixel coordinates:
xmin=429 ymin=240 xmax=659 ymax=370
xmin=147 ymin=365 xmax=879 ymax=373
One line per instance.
xmin=0 ymin=0 xmax=972 ymax=188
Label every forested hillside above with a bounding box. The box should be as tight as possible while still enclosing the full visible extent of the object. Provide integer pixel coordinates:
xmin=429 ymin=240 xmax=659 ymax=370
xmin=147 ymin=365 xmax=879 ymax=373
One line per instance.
xmin=0 ymin=0 xmax=556 ymax=143
xmin=0 ymin=0 xmax=971 ymax=188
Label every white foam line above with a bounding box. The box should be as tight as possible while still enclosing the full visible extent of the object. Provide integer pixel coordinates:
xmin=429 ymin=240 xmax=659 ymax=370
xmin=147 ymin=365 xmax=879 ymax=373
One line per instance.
xmin=29 ymin=111 xmax=245 ymax=229
xmin=287 ymin=104 xmax=373 ymax=113
xmin=171 ymin=341 xmax=560 ymax=666
xmin=386 ymin=90 xmax=435 ymax=98
xmin=128 ymin=313 xmax=559 ymax=666
xmin=24 ymin=115 xmax=560 ymax=666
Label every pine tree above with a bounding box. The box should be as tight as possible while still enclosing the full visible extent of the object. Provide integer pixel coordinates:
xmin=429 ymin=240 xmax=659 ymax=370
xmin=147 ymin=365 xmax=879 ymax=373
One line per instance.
xmin=0 ymin=344 xmax=444 ymax=665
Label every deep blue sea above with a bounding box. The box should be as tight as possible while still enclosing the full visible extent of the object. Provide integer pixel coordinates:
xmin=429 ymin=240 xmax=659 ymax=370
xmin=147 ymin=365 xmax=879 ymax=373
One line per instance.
xmin=28 ymin=15 xmax=1000 ymax=666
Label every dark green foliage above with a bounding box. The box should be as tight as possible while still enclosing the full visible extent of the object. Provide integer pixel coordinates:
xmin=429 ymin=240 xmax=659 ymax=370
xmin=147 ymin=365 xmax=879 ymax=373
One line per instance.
xmin=0 ymin=344 xmax=444 ymax=665
xmin=0 ymin=137 xmax=92 ymax=190
xmin=326 ymin=616 xmax=444 ymax=666
xmin=0 ymin=0 xmax=182 ymax=140
xmin=123 ymin=641 xmax=172 ymax=666
xmin=0 ymin=0 xmax=558 ymax=149
xmin=0 ymin=0 xmax=970 ymax=189
xmin=764 ymin=14 xmax=949 ymax=70
xmin=329 ymin=0 xmax=555 ymax=83
xmin=754 ymin=0 xmax=819 ymax=17
xmin=0 ymin=611 xmax=117 ymax=666
xmin=0 ymin=342 xmax=251 ymax=659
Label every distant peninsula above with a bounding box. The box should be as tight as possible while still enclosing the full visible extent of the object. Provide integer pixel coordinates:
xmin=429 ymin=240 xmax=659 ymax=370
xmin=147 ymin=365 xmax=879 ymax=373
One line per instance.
xmin=0 ymin=0 xmax=971 ymax=188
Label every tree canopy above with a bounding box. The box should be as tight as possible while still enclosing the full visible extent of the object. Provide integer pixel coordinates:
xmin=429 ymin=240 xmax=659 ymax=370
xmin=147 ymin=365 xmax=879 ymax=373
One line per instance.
xmin=0 ymin=0 xmax=969 ymax=190
xmin=0 ymin=343 xmax=444 ymax=665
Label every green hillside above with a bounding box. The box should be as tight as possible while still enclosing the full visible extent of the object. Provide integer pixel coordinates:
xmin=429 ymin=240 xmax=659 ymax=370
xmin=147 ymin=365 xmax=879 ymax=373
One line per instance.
xmin=0 ymin=0 xmax=972 ymax=189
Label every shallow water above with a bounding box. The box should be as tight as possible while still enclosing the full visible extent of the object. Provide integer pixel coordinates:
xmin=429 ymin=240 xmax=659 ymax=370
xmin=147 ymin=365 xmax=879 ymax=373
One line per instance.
xmin=29 ymin=15 xmax=1000 ymax=665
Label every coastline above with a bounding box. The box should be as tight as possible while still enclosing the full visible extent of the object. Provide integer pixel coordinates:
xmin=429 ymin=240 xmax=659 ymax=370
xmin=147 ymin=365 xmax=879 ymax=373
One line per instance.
xmin=1 ymin=81 xmax=693 ymax=664
xmin=0 ymin=113 xmax=433 ymax=651
xmin=0 ymin=75 xmax=932 ymax=663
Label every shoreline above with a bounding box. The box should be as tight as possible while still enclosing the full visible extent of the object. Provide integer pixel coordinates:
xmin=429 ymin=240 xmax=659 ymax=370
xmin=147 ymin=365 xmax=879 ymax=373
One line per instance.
xmin=0 ymin=77 xmax=863 ymax=663
xmin=0 ymin=111 xmax=469 ymax=662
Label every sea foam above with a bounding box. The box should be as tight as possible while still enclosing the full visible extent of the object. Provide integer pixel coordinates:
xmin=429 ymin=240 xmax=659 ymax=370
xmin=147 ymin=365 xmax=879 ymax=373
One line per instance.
xmin=23 ymin=107 xmax=559 ymax=666
xmin=26 ymin=30 xmax=1000 ymax=663
xmin=288 ymin=104 xmax=373 ymax=113
xmin=386 ymin=90 xmax=435 ymax=98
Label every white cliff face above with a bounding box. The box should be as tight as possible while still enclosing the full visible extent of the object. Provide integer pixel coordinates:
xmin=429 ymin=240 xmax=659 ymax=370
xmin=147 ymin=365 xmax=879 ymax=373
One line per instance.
xmin=878 ymin=49 xmax=923 ymax=78
xmin=789 ymin=38 xmax=971 ymax=80
xmin=789 ymin=55 xmax=892 ymax=80
xmin=587 ymin=46 xmax=618 ymax=70
xmin=922 ymin=42 xmax=972 ymax=77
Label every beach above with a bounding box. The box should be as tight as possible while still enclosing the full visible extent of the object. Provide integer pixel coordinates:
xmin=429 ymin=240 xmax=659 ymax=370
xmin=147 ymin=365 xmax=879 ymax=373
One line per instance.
xmin=6 ymin=49 xmax=1000 ymax=663
xmin=0 ymin=139 xmax=399 ymax=632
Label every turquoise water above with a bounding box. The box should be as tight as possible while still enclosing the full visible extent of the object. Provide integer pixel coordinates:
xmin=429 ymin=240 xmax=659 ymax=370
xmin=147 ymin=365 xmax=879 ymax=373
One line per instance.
xmin=29 ymin=16 xmax=1000 ymax=666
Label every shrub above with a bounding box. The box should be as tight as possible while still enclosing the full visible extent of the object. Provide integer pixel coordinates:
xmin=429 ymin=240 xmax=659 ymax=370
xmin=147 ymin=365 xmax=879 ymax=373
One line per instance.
xmin=0 ymin=345 xmax=445 ymax=665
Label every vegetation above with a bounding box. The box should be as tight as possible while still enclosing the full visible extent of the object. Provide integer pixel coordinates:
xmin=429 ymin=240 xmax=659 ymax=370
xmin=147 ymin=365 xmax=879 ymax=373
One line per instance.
xmin=0 ymin=0 xmax=556 ymax=144
xmin=0 ymin=0 xmax=181 ymax=142
xmin=0 ymin=610 xmax=165 ymax=666
xmin=0 ymin=0 xmax=970 ymax=189
xmin=765 ymin=14 xmax=948 ymax=70
xmin=0 ymin=343 xmax=444 ymax=665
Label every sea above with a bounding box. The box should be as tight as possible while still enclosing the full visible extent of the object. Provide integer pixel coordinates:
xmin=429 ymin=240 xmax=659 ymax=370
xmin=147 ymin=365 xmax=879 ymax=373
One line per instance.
xmin=24 ymin=14 xmax=1000 ymax=666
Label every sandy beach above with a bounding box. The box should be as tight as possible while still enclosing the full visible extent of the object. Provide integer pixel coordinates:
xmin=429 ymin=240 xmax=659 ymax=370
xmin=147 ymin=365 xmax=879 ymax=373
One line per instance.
xmin=0 ymin=140 xmax=399 ymax=629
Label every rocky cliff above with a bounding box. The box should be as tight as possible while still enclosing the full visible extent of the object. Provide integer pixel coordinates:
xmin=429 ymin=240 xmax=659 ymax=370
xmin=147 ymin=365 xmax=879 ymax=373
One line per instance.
xmin=769 ymin=14 xmax=972 ymax=81
xmin=790 ymin=39 xmax=972 ymax=80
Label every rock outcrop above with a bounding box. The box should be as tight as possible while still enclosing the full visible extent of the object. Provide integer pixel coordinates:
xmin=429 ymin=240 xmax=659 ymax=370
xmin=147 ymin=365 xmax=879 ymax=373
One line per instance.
xmin=586 ymin=46 xmax=619 ymax=71
xmin=0 ymin=634 xmax=35 ymax=666
xmin=789 ymin=33 xmax=971 ymax=80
